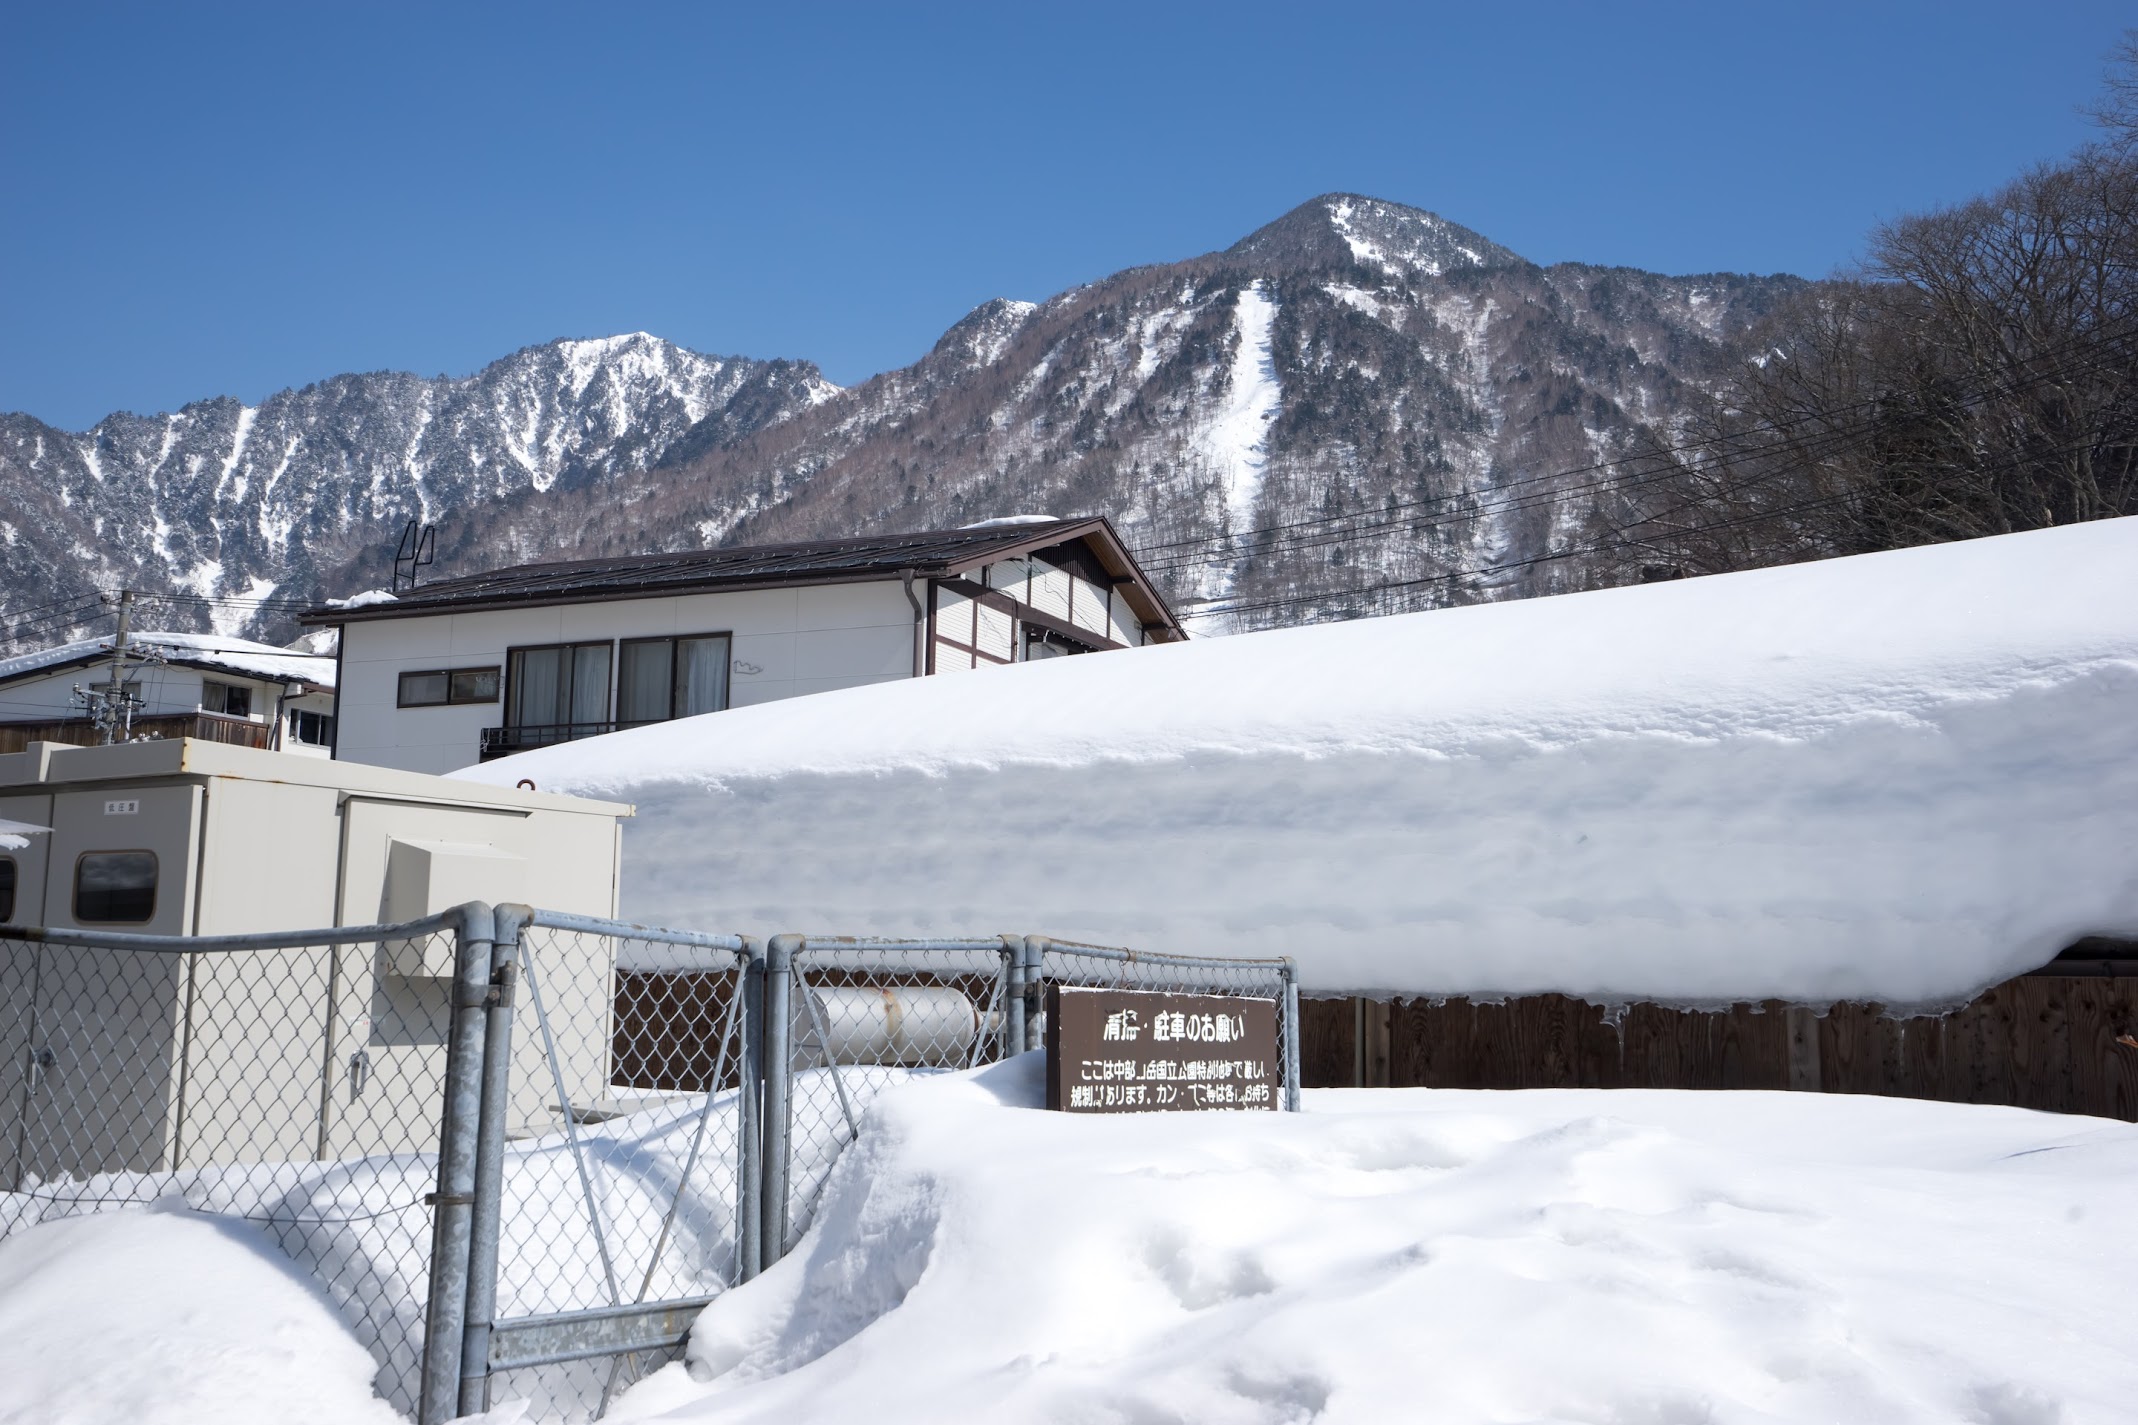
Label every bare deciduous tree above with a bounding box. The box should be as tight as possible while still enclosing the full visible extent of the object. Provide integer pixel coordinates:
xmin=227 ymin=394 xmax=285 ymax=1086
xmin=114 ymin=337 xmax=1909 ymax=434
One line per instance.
xmin=1600 ymin=42 xmax=2138 ymax=578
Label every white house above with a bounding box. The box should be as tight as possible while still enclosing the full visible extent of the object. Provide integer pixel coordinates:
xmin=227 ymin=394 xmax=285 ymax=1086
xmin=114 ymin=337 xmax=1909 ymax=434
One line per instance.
xmin=302 ymin=516 xmax=1184 ymax=775
xmin=0 ymin=630 xmax=337 ymax=757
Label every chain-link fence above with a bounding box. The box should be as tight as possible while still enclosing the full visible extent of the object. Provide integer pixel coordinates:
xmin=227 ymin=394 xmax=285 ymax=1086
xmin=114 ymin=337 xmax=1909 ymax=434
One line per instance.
xmin=763 ymin=935 xmax=1017 ymax=1257
xmin=0 ymin=909 xmax=478 ymax=1419
xmin=761 ymin=932 xmax=1301 ymax=1254
xmin=3 ymin=907 xmax=1299 ymax=1425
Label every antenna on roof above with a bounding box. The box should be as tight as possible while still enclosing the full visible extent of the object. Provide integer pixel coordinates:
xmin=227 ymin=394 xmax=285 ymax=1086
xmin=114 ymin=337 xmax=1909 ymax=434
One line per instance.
xmin=391 ymin=520 xmax=436 ymax=594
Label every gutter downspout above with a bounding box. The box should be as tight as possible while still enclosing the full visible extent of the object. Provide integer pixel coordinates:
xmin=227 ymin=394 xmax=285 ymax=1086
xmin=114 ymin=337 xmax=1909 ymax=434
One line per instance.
xmin=901 ymin=569 xmax=926 ymax=678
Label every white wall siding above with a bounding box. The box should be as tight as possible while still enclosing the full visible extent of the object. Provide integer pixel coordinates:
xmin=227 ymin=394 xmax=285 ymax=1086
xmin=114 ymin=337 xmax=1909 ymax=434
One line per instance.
xmin=337 ymin=580 xmax=915 ymax=774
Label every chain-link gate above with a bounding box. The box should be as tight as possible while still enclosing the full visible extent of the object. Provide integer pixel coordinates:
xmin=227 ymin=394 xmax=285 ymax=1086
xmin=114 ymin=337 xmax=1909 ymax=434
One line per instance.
xmin=3 ymin=906 xmax=1301 ymax=1425
xmin=456 ymin=908 xmax=758 ymax=1422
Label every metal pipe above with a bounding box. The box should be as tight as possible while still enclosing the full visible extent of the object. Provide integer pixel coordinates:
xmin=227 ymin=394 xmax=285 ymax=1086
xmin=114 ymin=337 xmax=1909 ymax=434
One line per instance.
xmin=3 ymin=909 xmax=470 ymax=953
xmin=901 ymin=569 xmax=926 ymax=678
xmin=456 ymin=904 xmax=525 ymax=1418
xmin=417 ymin=901 xmax=494 ymax=1425
xmin=760 ymin=934 xmax=797 ymax=1265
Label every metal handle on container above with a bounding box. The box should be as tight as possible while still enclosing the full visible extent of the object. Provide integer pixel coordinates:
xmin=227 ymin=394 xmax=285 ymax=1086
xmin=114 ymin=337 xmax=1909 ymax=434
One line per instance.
xmin=349 ymin=1049 xmax=370 ymax=1101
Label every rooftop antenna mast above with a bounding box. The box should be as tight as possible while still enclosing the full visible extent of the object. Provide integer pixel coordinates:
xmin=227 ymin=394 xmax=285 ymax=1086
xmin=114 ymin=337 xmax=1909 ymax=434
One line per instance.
xmin=392 ymin=519 xmax=436 ymax=594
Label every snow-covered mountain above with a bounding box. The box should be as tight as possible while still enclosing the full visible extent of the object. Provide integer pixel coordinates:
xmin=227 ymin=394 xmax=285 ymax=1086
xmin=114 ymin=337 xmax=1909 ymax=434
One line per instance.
xmin=0 ymin=334 xmax=834 ymax=640
xmin=3 ymin=195 xmax=1801 ymax=644
xmin=464 ymin=195 xmax=1802 ymax=632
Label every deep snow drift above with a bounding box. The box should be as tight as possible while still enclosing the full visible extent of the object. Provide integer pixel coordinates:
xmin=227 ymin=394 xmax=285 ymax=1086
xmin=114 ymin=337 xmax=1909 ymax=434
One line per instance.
xmin=462 ymin=519 xmax=2138 ymax=1006
xmin=609 ymin=1064 xmax=2138 ymax=1425
xmin=0 ymin=1206 xmax=402 ymax=1425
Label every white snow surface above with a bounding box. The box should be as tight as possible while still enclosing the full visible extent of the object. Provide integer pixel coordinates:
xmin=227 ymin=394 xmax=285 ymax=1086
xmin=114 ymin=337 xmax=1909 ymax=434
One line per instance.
xmin=1198 ymin=281 xmax=1282 ymax=537
xmin=0 ymin=629 xmax=336 ymax=688
xmin=613 ymin=1063 xmax=2138 ymax=1425
xmin=459 ymin=520 xmax=2138 ymax=1007
xmin=0 ymin=1206 xmax=402 ymax=1425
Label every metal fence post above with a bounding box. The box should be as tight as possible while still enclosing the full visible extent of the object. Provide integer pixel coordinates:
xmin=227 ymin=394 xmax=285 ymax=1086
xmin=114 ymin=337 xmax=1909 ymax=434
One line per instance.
xmin=1020 ymin=935 xmax=1046 ymax=1055
xmin=419 ymin=901 xmax=495 ymax=1425
xmin=1280 ymin=960 xmax=1303 ymax=1113
xmin=1004 ymin=935 xmax=1025 ymax=1061
xmin=738 ymin=937 xmax=765 ymax=1282
xmin=761 ymin=933 xmax=798 ymax=1267
xmin=456 ymin=903 xmax=526 ymax=1418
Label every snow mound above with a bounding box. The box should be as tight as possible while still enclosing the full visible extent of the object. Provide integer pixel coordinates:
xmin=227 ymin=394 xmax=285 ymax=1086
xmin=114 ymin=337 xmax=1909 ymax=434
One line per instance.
xmin=610 ymin=1071 xmax=2138 ymax=1425
xmin=0 ymin=1206 xmax=403 ymax=1425
xmin=458 ymin=520 xmax=2138 ymax=1006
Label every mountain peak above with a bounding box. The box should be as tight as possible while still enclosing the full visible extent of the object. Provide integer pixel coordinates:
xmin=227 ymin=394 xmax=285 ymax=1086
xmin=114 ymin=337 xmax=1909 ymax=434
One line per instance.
xmin=930 ymin=298 xmax=1040 ymax=371
xmin=1226 ymin=193 xmax=1525 ymax=279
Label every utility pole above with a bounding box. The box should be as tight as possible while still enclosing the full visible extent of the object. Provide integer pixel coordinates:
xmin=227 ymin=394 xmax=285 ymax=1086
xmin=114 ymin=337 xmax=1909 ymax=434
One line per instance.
xmin=80 ymin=589 xmax=140 ymax=744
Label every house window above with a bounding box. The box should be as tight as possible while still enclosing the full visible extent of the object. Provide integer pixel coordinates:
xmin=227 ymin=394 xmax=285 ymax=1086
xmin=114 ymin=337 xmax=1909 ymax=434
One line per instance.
xmin=0 ymin=858 xmax=14 ymax=923
xmin=287 ymin=708 xmax=336 ymax=746
xmin=202 ymin=680 xmax=252 ymax=717
xmin=75 ymin=850 xmax=157 ymax=924
xmin=506 ymin=642 xmax=613 ymax=731
xmin=398 ymin=667 xmax=502 ymax=708
xmin=617 ymin=635 xmax=731 ymax=725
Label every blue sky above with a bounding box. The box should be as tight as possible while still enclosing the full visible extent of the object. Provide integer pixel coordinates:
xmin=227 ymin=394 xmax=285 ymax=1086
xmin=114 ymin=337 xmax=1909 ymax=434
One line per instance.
xmin=3 ymin=2 xmax=2129 ymax=430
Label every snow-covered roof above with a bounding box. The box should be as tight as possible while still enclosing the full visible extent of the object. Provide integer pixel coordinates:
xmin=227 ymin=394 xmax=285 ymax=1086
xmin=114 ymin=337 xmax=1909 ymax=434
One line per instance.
xmin=0 ymin=631 xmax=336 ymax=690
xmin=457 ymin=518 xmax=2138 ymax=1007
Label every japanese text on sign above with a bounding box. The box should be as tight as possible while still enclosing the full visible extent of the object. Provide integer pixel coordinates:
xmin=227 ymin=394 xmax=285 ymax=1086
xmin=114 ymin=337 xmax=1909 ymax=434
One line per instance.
xmin=1046 ymin=986 xmax=1278 ymax=1113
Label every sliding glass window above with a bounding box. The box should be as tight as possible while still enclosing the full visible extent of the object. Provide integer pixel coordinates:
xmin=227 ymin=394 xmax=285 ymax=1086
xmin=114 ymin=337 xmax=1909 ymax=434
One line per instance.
xmin=618 ymin=634 xmax=732 ymax=725
xmin=506 ymin=642 xmax=613 ymax=731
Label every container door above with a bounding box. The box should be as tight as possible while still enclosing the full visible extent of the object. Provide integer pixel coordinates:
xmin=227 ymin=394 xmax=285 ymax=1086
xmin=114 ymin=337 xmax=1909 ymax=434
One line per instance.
xmin=21 ymin=785 xmax=201 ymax=1178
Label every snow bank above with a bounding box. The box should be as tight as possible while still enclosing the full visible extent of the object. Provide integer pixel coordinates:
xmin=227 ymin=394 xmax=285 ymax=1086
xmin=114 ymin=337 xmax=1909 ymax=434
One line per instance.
xmin=459 ymin=520 xmax=2138 ymax=1006
xmin=0 ymin=1205 xmax=403 ymax=1425
xmin=611 ymin=1066 xmax=2138 ymax=1425
xmin=0 ymin=1092 xmax=759 ymax=1417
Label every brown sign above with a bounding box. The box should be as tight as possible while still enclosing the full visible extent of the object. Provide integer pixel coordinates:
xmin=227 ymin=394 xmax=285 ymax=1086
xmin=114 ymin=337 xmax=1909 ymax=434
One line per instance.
xmin=1044 ymin=985 xmax=1278 ymax=1112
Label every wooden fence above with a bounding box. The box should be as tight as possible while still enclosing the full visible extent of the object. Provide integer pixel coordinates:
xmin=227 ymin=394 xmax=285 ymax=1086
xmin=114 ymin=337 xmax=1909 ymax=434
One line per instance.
xmin=1301 ymin=957 xmax=2138 ymax=1121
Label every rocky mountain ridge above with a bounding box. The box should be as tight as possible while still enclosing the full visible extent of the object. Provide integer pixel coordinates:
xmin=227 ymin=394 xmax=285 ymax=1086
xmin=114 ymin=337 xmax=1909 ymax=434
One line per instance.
xmin=0 ymin=333 xmax=834 ymax=642
xmin=2 ymin=194 xmax=1802 ymax=647
xmin=452 ymin=195 xmax=1802 ymax=631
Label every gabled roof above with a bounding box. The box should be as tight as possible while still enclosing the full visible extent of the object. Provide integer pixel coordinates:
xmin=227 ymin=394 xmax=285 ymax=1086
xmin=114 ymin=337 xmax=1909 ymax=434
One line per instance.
xmin=0 ymin=632 xmax=337 ymax=691
xmin=300 ymin=516 xmax=1185 ymax=638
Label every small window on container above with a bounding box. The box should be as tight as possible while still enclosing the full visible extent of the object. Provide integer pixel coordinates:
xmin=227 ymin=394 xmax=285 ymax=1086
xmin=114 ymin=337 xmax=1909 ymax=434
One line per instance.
xmin=0 ymin=857 xmax=15 ymax=923
xmin=75 ymin=851 xmax=157 ymax=924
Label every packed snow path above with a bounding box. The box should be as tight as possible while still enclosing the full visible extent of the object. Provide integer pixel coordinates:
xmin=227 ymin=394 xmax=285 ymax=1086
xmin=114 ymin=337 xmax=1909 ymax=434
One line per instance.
xmin=465 ymin=518 xmax=2138 ymax=1008
xmin=606 ymin=1061 xmax=2138 ymax=1425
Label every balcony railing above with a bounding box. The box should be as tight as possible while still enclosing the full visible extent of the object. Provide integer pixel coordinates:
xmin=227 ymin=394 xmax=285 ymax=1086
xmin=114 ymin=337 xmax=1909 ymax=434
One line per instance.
xmin=479 ymin=721 xmax=623 ymax=760
xmin=0 ymin=711 xmax=273 ymax=756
